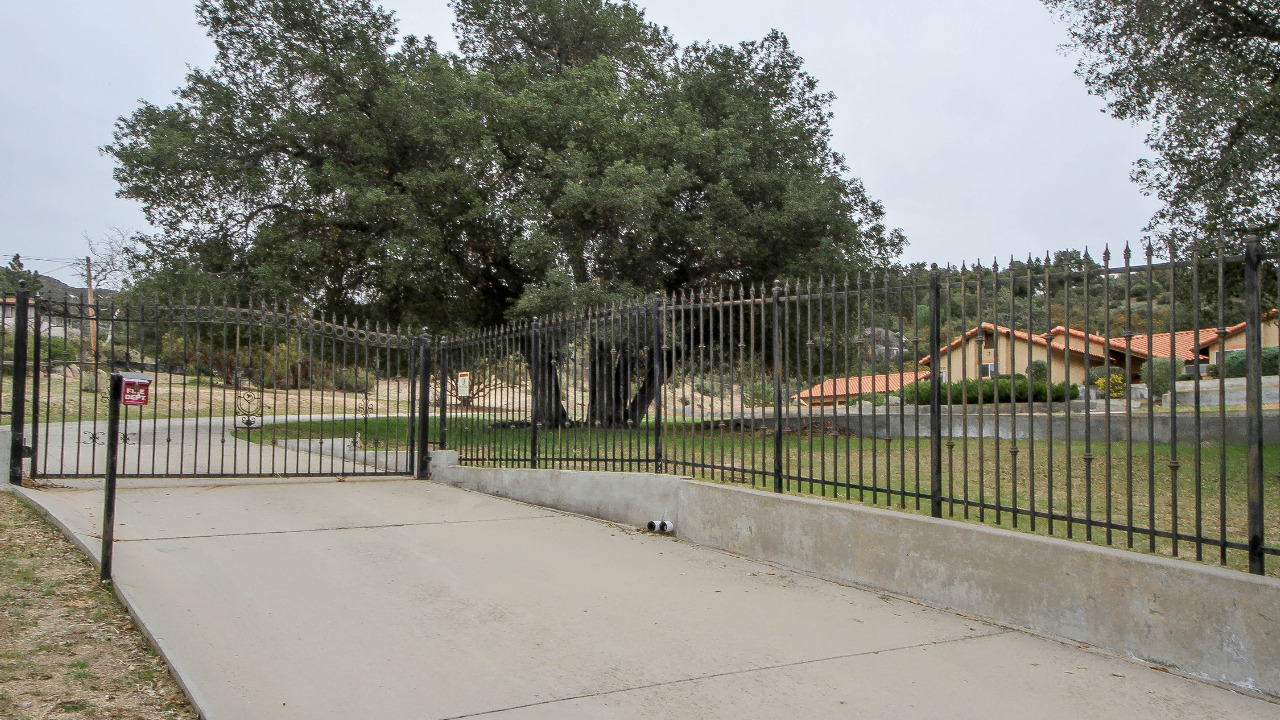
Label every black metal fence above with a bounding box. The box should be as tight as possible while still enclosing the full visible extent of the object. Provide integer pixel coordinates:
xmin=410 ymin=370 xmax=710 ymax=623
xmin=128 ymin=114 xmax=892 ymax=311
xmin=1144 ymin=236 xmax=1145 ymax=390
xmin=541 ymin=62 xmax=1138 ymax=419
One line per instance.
xmin=4 ymin=238 xmax=1277 ymax=576
xmin=439 ymin=240 xmax=1279 ymax=577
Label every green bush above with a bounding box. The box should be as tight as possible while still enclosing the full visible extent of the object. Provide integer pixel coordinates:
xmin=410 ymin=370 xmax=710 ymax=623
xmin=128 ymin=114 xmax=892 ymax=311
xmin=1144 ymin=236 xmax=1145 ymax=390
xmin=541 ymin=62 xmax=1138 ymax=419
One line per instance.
xmin=848 ymin=392 xmax=888 ymax=407
xmin=1205 ymin=363 xmax=1220 ymax=378
xmin=333 ymin=367 xmax=376 ymax=393
xmin=1029 ymin=360 xmax=1049 ymax=382
xmin=2 ymin=335 xmax=78 ymax=362
xmin=898 ymin=375 xmax=1078 ymax=405
xmin=741 ymin=381 xmax=772 ymax=406
xmin=1219 ymin=347 xmax=1280 ymax=378
xmin=1141 ymin=356 xmax=1177 ymax=399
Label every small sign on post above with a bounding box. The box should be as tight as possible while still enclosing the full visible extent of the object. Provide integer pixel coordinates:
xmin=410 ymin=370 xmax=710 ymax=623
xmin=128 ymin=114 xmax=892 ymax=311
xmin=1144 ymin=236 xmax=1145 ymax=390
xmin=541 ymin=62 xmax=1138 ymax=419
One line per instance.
xmin=456 ymin=371 xmax=471 ymax=399
xmin=121 ymin=373 xmax=152 ymax=406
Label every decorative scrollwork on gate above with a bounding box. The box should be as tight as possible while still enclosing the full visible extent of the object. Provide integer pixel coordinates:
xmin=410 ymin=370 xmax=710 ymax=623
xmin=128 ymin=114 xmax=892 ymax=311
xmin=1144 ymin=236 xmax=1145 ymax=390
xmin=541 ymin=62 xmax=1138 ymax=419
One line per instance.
xmin=354 ymin=398 xmax=377 ymax=419
xmin=82 ymin=430 xmax=106 ymax=446
xmin=236 ymin=390 xmax=262 ymax=429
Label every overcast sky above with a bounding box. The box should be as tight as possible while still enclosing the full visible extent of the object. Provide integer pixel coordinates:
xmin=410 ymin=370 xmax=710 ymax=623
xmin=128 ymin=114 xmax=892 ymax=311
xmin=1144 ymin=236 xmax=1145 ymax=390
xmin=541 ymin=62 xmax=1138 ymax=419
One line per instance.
xmin=0 ymin=0 xmax=1159 ymax=287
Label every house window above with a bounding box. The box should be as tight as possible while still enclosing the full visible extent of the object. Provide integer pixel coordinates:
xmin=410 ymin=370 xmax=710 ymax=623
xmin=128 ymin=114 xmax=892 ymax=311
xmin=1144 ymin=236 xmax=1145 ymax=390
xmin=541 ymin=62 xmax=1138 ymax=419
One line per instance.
xmin=979 ymin=362 xmax=998 ymax=379
xmin=936 ymin=371 xmax=947 ymax=384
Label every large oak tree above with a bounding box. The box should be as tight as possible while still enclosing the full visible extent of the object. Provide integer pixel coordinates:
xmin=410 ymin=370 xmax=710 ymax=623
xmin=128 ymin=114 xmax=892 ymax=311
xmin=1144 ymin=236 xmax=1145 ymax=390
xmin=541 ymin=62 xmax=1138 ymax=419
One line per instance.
xmin=107 ymin=0 xmax=904 ymax=332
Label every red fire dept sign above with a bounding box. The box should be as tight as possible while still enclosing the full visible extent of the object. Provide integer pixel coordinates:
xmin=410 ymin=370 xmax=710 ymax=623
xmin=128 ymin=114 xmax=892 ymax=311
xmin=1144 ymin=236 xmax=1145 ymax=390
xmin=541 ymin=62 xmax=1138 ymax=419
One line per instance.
xmin=121 ymin=375 xmax=152 ymax=406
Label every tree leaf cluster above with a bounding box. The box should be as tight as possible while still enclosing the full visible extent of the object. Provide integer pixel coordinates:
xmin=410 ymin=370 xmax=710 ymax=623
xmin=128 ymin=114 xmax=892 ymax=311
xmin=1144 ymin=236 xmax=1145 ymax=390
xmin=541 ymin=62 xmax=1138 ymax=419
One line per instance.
xmin=1045 ymin=0 xmax=1280 ymax=249
xmin=106 ymin=0 xmax=905 ymax=331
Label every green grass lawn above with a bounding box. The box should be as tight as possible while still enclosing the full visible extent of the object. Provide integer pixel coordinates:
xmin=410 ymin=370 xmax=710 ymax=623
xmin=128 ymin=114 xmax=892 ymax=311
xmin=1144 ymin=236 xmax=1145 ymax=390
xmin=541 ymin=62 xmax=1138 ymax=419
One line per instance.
xmin=239 ymin=413 xmax=1279 ymax=577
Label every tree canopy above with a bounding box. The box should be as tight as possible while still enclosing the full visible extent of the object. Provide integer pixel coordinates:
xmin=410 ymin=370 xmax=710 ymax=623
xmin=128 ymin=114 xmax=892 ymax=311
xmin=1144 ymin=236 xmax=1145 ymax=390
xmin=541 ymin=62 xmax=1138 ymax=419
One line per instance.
xmin=1046 ymin=0 xmax=1280 ymax=248
xmin=106 ymin=0 xmax=904 ymax=329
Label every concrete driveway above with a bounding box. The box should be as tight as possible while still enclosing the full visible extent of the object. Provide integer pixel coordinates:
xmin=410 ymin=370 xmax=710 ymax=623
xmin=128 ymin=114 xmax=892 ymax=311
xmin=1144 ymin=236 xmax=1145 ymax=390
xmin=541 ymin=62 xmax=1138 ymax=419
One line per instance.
xmin=16 ymin=478 xmax=1277 ymax=719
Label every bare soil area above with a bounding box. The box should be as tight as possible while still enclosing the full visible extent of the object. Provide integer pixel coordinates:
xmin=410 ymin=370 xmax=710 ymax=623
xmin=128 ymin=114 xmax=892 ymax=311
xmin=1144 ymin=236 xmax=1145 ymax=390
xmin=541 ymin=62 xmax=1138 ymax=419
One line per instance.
xmin=0 ymin=491 xmax=196 ymax=719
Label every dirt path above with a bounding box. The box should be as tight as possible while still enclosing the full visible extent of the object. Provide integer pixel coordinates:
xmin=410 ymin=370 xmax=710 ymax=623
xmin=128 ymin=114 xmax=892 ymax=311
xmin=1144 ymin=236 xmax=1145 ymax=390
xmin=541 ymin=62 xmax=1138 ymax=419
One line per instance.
xmin=0 ymin=490 xmax=196 ymax=719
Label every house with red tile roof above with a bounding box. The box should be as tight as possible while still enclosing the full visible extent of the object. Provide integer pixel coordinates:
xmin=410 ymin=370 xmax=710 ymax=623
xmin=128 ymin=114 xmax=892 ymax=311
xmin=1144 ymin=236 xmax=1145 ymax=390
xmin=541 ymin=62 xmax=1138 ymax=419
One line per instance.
xmin=1198 ymin=309 xmax=1279 ymax=364
xmin=919 ymin=322 xmax=1144 ymax=386
xmin=792 ymin=371 xmax=932 ymax=407
xmin=1128 ymin=329 xmax=1211 ymax=374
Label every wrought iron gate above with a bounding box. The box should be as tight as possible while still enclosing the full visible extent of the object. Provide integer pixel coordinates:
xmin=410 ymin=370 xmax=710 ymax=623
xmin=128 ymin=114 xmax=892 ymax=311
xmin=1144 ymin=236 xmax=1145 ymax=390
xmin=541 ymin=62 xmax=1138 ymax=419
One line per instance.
xmin=7 ymin=286 xmax=429 ymax=480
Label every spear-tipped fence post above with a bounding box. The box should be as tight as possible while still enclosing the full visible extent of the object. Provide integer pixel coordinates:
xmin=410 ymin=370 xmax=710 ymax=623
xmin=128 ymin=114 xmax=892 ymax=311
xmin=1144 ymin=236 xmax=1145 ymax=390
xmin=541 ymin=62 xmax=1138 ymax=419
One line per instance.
xmin=1244 ymin=234 xmax=1265 ymax=575
xmin=530 ymin=316 xmax=541 ymax=470
xmin=416 ymin=331 xmax=432 ymax=479
xmin=928 ymin=263 xmax=943 ymax=518
xmin=652 ymin=293 xmax=665 ymax=473
xmin=438 ymin=335 xmax=448 ymax=451
xmin=9 ymin=280 xmax=29 ymax=484
xmin=771 ymin=280 xmax=784 ymax=493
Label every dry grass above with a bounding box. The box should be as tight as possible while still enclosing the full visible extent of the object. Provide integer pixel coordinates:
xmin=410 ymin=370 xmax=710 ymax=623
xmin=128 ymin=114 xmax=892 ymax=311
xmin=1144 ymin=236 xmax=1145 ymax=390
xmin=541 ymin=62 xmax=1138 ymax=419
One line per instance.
xmin=0 ymin=492 xmax=197 ymax=719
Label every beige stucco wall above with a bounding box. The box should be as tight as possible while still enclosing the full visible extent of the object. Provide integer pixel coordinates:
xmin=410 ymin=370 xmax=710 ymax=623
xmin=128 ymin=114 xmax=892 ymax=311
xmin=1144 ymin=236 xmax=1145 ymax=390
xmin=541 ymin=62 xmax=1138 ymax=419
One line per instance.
xmin=930 ymin=332 xmax=1088 ymax=385
xmin=1214 ymin=316 xmax=1279 ymax=357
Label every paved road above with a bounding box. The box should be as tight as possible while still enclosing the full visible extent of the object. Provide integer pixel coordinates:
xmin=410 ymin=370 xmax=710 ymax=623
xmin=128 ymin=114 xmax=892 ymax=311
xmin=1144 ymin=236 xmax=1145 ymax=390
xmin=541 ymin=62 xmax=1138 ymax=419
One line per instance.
xmin=16 ymin=478 xmax=1278 ymax=719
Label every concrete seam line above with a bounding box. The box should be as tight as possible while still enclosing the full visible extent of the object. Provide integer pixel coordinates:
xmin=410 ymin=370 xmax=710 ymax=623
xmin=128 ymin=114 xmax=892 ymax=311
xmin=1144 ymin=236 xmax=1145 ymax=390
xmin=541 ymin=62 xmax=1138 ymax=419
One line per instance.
xmin=435 ymin=630 xmax=1013 ymax=720
xmin=108 ymin=514 xmax=564 ymax=543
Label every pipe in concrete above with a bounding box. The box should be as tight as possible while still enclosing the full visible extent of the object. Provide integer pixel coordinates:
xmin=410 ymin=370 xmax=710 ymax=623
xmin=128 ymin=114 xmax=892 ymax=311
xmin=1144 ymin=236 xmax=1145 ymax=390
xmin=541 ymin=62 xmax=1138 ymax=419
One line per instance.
xmin=647 ymin=520 xmax=674 ymax=533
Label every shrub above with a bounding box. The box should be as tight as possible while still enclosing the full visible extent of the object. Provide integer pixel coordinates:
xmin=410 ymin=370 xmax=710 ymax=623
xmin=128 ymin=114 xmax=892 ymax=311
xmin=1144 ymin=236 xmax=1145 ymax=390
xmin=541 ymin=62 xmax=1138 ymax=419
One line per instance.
xmin=897 ymin=375 xmax=1077 ymax=405
xmin=258 ymin=343 xmax=312 ymax=390
xmin=849 ymin=392 xmax=888 ymax=407
xmin=334 ymin=367 xmax=376 ymax=393
xmin=1029 ymin=360 xmax=1049 ymax=382
xmin=1141 ymin=356 xmax=1177 ymax=400
xmin=1094 ymin=373 xmax=1127 ymax=399
xmin=741 ymin=381 xmax=772 ymax=406
xmin=1219 ymin=347 xmax=1279 ymax=378
xmin=1205 ymin=364 xmax=1220 ymax=378
xmin=3 ymin=335 xmax=78 ymax=362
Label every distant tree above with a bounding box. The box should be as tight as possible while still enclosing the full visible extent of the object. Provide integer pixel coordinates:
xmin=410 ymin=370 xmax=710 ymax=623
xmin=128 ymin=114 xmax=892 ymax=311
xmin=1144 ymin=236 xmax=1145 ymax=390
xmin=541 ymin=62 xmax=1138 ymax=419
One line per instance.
xmin=1045 ymin=0 xmax=1280 ymax=249
xmin=1 ymin=254 xmax=42 ymax=294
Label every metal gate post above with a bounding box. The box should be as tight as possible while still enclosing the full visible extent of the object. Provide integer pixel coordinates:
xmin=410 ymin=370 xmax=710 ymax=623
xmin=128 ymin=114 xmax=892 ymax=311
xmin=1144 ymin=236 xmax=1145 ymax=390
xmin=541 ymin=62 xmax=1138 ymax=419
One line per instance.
xmin=652 ymin=294 xmax=665 ymax=474
xmin=8 ymin=281 xmax=28 ymax=485
xmin=416 ymin=335 xmax=432 ymax=479
xmin=100 ymin=373 xmax=123 ymax=581
xmin=437 ymin=339 xmax=448 ymax=450
xmin=771 ymin=280 xmax=784 ymax=493
xmin=29 ymin=296 xmax=40 ymax=480
xmin=928 ymin=265 xmax=943 ymax=518
xmin=530 ymin=318 xmax=541 ymax=470
xmin=1244 ymin=235 xmax=1265 ymax=575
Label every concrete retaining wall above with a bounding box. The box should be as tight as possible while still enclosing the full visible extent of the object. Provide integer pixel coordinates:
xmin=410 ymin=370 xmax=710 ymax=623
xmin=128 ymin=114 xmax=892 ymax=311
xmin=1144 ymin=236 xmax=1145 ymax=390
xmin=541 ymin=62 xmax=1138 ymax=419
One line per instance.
xmin=430 ymin=451 xmax=679 ymax=530
xmin=1165 ymin=376 xmax=1280 ymax=407
xmin=430 ymin=451 xmax=1280 ymax=697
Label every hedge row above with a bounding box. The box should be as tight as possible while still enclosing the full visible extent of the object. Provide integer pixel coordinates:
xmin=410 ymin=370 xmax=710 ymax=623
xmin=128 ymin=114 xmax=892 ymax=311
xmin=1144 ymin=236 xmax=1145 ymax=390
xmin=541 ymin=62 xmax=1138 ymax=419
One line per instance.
xmin=853 ymin=375 xmax=1081 ymax=406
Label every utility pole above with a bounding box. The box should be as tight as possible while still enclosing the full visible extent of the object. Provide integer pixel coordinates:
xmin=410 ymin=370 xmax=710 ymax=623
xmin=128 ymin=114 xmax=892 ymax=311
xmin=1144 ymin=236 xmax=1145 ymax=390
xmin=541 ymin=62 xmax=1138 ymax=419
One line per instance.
xmin=85 ymin=256 xmax=98 ymax=359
